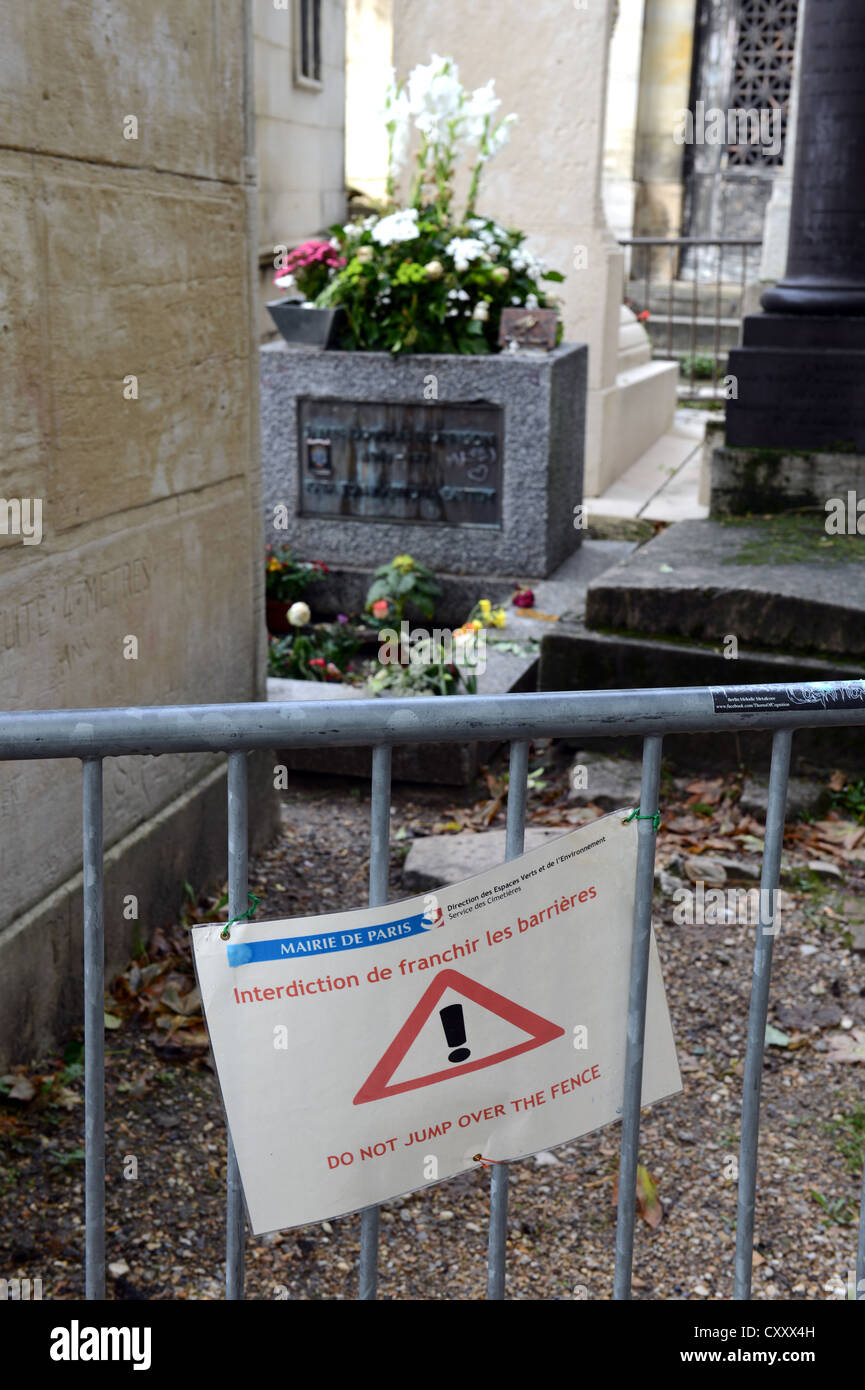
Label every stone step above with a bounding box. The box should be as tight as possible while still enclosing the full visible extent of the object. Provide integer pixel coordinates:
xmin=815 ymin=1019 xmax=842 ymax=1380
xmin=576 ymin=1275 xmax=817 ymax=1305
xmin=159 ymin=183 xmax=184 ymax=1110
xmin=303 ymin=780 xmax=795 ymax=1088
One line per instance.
xmin=583 ymin=518 xmax=865 ymax=660
xmin=538 ymin=620 xmax=865 ymax=773
xmin=402 ymin=828 xmax=564 ymax=893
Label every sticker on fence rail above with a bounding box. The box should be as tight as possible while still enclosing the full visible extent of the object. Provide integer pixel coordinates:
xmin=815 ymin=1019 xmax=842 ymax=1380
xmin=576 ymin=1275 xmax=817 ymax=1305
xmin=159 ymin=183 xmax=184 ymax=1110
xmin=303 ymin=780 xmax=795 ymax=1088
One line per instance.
xmin=712 ymin=680 xmax=865 ymax=715
xmin=192 ymin=809 xmax=682 ymax=1233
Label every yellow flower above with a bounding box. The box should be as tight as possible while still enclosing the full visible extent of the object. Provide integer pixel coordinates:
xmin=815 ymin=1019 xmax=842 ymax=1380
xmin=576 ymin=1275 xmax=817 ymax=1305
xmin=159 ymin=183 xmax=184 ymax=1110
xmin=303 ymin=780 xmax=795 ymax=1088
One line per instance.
xmin=478 ymin=599 xmax=492 ymax=618
xmin=267 ymin=557 xmax=281 ymax=572
xmin=490 ymin=608 xmax=507 ymax=628
xmin=468 ymin=619 xmax=483 ymax=631
xmin=392 ymin=554 xmax=415 ymax=573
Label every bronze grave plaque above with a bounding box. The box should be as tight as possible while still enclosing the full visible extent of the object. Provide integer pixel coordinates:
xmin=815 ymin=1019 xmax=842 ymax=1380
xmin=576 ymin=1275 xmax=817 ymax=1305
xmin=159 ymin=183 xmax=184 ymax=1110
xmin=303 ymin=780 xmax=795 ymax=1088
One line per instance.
xmin=297 ymin=398 xmax=503 ymax=527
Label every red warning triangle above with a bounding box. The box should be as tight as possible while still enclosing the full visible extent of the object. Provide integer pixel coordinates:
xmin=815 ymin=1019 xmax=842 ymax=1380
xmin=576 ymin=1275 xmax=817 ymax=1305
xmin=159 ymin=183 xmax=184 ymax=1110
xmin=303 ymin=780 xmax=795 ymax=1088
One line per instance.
xmin=353 ymin=968 xmax=565 ymax=1105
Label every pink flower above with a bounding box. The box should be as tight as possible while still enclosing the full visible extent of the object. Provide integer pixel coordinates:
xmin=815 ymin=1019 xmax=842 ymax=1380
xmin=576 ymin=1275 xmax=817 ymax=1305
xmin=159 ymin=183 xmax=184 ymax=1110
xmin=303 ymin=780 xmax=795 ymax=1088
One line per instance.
xmin=371 ymin=599 xmax=390 ymax=619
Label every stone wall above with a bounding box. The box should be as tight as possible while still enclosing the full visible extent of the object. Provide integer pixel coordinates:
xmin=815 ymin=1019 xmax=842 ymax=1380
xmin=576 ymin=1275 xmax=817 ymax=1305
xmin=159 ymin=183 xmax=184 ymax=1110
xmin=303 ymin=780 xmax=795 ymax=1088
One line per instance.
xmin=0 ymin=0 xmax=278 ymax=1065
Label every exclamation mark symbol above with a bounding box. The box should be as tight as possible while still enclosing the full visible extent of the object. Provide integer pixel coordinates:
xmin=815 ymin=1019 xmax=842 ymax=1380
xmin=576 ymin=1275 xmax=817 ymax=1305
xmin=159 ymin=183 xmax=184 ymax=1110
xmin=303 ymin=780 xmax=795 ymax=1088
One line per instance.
xmin=440 ymin=1003 xmax=471 ymax=1064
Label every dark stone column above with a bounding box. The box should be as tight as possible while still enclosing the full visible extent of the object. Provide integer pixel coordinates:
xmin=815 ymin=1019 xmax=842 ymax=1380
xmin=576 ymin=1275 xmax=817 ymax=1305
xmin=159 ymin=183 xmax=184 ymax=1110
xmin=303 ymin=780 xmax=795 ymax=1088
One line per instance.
xmin=762 ymin=0 xmax=865 ymax=315
xmin=726 ymin=0 xmax=865 ymax=450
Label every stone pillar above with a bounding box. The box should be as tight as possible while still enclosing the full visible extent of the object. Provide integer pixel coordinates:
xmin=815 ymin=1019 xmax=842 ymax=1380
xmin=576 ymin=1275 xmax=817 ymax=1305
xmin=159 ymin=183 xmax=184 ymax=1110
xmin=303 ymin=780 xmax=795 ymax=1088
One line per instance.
xmin=761 ymin=0 xmax=865 ymax=316
xmin=603 ymin=0 xmax=648 ymax=253
xmin=759 ymin=0 xmax=807 ymax=284
xmin=631 ymin=0 xmax=699 ymax=278
xmin=726 ymin=0 xmax=865 ymax=449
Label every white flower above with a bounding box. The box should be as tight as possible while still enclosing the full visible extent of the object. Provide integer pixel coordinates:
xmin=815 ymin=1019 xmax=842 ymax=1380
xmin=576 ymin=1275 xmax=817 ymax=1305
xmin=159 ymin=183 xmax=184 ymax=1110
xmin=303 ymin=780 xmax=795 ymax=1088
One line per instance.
xmin=509 ymin=242 xmax=545 ymax=276
xmin=407 ymin=55 xmax=463 ymax=137
xmin=445 ymin=236 xmax=488 ymax=272
xmin=482 ymin=113 xmax=518 ymax=161
xmin=385 ymin=84 xmax=412 ymax=172
xmin=424 ymin=259 xmax=444 ymax=280
xmin=343 ymin=215 xmax=377 ymax=240
xmin=491 ymin=265 xmax=510 ymax=284
xmin=511 ymin=296 xmax=521 ymax=305
xmin=525 ymin=292 xmax=539 ymax=310
xmin=372 ymin=207 xmax=420 ymax=246
xmin=472 ymin=302 xmax=490 ymax=322
xmin=355 ymin=246 xmax=374 ymax=263
xmin=466 ymin=79 xmax=500 ymax=125
xmin=288 ymin=602 xmax=311 ymax=627
xmin=274 ymin=271 xmax=297 ymax=293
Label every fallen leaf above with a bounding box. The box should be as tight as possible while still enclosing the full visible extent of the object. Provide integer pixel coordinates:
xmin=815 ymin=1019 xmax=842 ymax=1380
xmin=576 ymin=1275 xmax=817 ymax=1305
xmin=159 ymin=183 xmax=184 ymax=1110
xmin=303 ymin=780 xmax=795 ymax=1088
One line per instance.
xmin=103 ymin=1012 xmax=123 ymax=1030
xmin=765 ymin=1025 xmax=790 ymax=1048
xmin=636 ymin=1164 xmax=663 ymax=1229
xmin=2 ymin=1074 xmax=36 ymax=1102
xmin=685 ymin=779 xmax=724 ymax=806
xmin=611 ymin=1162 xmax=664 ymax=1228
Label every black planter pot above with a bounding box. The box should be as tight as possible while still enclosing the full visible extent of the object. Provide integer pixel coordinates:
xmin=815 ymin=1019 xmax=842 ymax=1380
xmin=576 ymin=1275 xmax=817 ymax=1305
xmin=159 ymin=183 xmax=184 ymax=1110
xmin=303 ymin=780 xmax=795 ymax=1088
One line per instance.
xmin=266 ymin=299 xmax=346 ymax=349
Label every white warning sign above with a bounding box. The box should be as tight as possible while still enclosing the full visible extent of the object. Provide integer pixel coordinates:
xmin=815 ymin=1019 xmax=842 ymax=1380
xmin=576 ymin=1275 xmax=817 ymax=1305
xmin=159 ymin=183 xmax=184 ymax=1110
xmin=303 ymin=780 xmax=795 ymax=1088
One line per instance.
xmin=192 ymin=810 xmax=681 ymax=1233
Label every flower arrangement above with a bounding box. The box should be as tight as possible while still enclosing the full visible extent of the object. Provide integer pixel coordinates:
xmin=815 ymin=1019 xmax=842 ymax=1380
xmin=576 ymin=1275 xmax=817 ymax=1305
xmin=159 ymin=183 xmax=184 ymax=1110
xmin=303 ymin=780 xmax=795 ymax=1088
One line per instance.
xmin=273 ymin=240 xmax=346 ymax=303
xmin=313 ymin=55 xmax=563 ymax=354
xmin=365 ymin=638 xmax=478 ymax=698
xmin=265 ymin=546 xmax=329 ymax=604
xmin=364 ymin=553 xmax=442 ymax=628
xmin=267 ymin=618 xmax=361 ymax=683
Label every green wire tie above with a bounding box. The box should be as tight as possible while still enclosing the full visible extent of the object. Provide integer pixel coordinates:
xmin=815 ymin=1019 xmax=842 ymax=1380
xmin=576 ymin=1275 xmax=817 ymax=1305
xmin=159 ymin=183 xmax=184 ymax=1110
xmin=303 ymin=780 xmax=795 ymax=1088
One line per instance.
xmin=623 ymin=808 xmax=661 ymax=832
xmin=220 ymin=892 xmax=261 ymax=941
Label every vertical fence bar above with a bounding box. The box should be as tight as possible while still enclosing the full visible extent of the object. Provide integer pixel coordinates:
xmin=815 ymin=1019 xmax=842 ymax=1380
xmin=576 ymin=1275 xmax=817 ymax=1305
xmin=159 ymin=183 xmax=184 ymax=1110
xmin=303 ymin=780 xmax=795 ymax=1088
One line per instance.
xmin=225 ymin=751 xmax=249 ymax=1300
xmin=359 ymin=743 xmax=392 ymax=1300
xmin=734 ymin=728 xmax=792 ymax=1300
xmin=857 ymin=1156 xmax=865 ymax=1299
xmin=713 ymin=244 xmax=723 ymax=398
xmin=486 ymin=739 xmax=529 ymax=1301
xmin=666 ymin=248 xmax=674 ymax=360
xmin=614 ymin=735 xmax=663 ymax=1300
xmin=82 ymin=758 xmax=105 ymax=1301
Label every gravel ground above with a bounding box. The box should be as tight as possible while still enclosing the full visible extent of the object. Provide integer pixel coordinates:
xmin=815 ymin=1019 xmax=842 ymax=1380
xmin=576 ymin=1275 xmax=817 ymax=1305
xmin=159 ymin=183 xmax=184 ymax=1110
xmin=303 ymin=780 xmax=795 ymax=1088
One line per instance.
xmin=1 ymin=742 xmax=864 ymax=1301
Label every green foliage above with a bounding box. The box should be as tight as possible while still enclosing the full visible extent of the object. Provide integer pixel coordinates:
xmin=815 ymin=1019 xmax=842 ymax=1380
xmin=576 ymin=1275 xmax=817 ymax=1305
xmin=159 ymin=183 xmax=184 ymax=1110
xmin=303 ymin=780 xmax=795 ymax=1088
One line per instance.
xmin=824 ymin=1103 xmax=865 ymax=1177
xmin=265 ymin=547 xmax=328 ymax=603
xmin=810 ymin=1189 xmax=856 ymax=1226
xmin=319 ymin=210 xmax=561 ymax=356
xmin=679 ymin=353 xmax=718 ymax=380
xmin=267 ymin=621 xmax=362 ymax=682
xmin=365 ymin=554 xmax=442 ymax=627
xmin=365 ymin=643 xmax=477 ymax=698
xmin=830 ymin=778 xmax=865 ymax=825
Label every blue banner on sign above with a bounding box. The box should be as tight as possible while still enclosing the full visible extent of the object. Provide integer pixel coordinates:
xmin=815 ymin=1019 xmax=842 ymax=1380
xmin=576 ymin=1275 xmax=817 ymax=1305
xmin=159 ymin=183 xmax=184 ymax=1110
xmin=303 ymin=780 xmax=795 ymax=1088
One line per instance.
xmin=226 ymin=912 xmax=432 ymax=968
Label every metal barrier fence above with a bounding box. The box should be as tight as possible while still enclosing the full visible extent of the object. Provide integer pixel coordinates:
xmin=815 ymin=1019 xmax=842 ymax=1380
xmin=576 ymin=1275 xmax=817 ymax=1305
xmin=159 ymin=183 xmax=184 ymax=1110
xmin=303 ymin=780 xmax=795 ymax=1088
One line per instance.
xmin=2 ymin=683 xmax=865 ymax=1302
xmin=618 ymin=236 xmax=763 ymax=401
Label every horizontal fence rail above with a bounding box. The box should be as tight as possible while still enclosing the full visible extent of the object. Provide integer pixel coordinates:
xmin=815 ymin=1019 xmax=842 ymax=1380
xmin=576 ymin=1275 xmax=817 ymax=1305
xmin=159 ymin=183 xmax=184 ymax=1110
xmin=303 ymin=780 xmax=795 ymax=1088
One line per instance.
xmin=2 ymin=682 xmax=864 ymax=1303
xmin=3 ymin=685 xmax=865 ymax=760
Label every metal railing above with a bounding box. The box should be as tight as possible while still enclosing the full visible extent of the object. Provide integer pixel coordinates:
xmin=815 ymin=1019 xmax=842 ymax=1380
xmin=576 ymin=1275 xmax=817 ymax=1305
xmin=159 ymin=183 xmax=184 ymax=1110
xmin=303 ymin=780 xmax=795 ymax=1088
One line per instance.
xmin=2 ymin=683 xmax=864 ymax=1302
xmin=619 ymin=236 xmax=763 ymax=402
